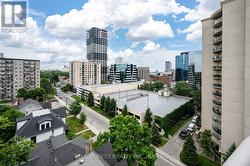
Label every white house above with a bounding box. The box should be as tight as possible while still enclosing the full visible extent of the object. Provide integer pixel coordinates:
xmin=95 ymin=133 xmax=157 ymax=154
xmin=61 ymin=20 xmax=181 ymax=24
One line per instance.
xmin=16 ymin=108 xmax=67 ymax=143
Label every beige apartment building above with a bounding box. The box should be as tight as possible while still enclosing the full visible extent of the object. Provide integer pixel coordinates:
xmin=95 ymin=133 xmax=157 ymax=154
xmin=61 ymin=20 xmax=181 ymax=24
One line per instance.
xmin=137 ymin=66 xmax=150 ymax=81
xmin=201 ymin=0 xmax=250 ymax=154
xmin=69 ymin=61 xmax=101 ymax=87
xmin=0 ymin=54 xmax=40 ymax=101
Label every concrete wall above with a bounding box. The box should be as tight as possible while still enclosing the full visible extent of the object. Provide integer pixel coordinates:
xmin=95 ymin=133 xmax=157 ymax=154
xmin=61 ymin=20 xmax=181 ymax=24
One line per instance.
xmin=244 ymin=0 xmax=250 ymax=139
xmin=201 ymin=18 xmax=214 ymax=131
xmin=221 ymin=0 xmax=245 ymax=153
xmin=36 ymin=131 xmax=52 ymax=143
xmin=54 ymin=127 xmax=64 ymax=137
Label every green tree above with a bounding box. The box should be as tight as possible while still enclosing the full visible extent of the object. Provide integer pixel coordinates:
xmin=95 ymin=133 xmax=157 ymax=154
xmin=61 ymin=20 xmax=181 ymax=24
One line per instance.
xmin=0 ymin=116 xmax=15 ymax=142
xmin=200 ymin=130 xmax=214 ymax=157
xmin=16 ymin=88 xmax=28 ymax=99
xmin=180 ymin=134 xmax=200 ymax=166
xmin=223 ymin=143 xmax=237 ymax=163
xmin=175 ymin=81 xmax=193 ymax=97
xmin=79 ymin=112 xmax=86 ymax=124
xmin=87 ymin=92 xmax=94 ymax=107
xmin=151 ymin=122 xmax=161 ymax=146
xmin=97 ymin=115 xmax=157 ymax=165
xmin=122 ymin=104 xmax=128 ymax=116
xmin=196 ymin=115 xmax=201 ymax=128
xmin=104 ymin=97 xmax=111 ymax=113
xmin=61 ymin=83 xmax=74 ymax=92
xmin=80 ymin=90 xmax=86 ymax=102
xmin=40 ymin=78 xmax=55 ymax=94
xmin=144 ymin=108 xmax=153 ymax=127
xmin=69 ymin=101 xmax=82 ymax=117
xmin=0 ymin=137 xmax=35 ymax=166
xmin=109 ymin=98 xmax=116 ymax=117
xmin=100 ymin=95 xmax=106 ymax=110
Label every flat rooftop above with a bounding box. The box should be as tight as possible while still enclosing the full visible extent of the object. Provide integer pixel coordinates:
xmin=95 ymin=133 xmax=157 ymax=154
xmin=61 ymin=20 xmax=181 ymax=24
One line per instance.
xmin=103 ymin=90 xmax=192 ymax=117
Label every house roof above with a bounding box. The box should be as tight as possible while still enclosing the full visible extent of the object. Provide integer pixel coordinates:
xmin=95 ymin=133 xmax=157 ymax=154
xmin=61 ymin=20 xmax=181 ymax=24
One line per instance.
xmin=22 ymin=135 xmax=89 ymax=166
xmin=50 ymin=107 xmax=67 ymax=118
xmin=94 ymin=142 xmax=119 ymax=166
xmin=16 ymin=110 xmax=66 ymax=138
xmin=17 ymin=99 xmax=51 ymax=110
xmin=17 ymin=99 xmax=43 ymax=110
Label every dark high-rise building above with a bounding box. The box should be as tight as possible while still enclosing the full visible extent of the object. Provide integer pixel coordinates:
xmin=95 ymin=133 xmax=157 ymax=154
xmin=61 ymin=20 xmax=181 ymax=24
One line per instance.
xmin=188 ymin=50 xmax=202 ymax=90
xmin=87 ymin=27 xmax=108 ymax=82
xmin=175 ymin=52 xmax=189 ymax=81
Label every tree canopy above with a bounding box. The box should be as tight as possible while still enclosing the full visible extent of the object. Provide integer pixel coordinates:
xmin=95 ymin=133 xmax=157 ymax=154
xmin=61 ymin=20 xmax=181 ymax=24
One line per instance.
xmin=61 ymin=83 xmax=74 ymax=93
xmin=0 ymin=137 xmax=35 ymax=166
xmin=97 ymin=115 xmax=157 ymax=165
xmin=139 ymin=81 xmax=164 ymax=92
xmin=144 ymin=108 xmax=153 ymax=127
xmin=180 ymin=134 xmax=200 ymax=166
xmin=122 ymin=104 xmax=128 ymax=116
xmin=69 ymin=101 xmax=82 ymax=117
xmin=17 ymin=88 xmax=46 ymax=102
xmin=223 ymin=143 xmax=237 ymax=163
xmin=87 ymin=92 xmax=95 ymax=107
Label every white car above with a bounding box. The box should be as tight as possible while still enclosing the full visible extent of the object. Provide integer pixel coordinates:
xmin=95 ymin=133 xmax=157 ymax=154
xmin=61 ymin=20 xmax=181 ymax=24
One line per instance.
xmin=187 ymin=123 xmax=195 ymax=132
xmin=191 ymin=115 xmax=198 ymax=123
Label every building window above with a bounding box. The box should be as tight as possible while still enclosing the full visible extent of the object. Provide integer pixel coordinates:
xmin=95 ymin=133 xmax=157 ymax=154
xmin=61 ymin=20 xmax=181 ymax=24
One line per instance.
xmin=41 ymin=124 xmax=45 ymax=130
xmin=46 ymin=123 xmax=50 ymax=128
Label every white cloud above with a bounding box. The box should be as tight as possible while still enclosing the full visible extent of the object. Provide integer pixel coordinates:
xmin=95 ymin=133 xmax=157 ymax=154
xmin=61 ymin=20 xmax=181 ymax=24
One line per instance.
xmin=127 ymin=18 xmax=174 ymax=41
xmin=109 ymin=47 xmax=179 ymax=71
xmin=181 ymin=0 xmax=220 ymax=41
xmin=143 ymin=41 xmax=161 ymax=52
xmin=45 ymin=0 xmax=188 ymax=41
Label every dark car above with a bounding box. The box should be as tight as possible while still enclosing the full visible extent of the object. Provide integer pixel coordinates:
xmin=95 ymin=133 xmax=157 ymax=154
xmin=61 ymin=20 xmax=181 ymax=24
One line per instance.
xmin=179 ymin=129 xmax=188 ymax=139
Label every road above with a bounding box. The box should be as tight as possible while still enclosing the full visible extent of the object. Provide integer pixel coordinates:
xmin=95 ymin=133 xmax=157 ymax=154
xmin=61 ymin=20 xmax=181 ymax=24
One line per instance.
xmin=160 ymin=120 xmax=191 ymax=161
xmin=56 ymin=89 xmax=185 ymax=166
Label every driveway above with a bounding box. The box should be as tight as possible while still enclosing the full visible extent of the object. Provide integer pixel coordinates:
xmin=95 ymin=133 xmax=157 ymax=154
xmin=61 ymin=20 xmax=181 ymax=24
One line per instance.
xmin=160 ymin=121 xmax=191 ymax=161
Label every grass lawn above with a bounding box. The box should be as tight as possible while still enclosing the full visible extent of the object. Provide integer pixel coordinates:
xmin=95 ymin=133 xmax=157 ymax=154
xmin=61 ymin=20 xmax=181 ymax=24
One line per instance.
xmin=198 ymin=154 xmax=220 ymax=166
xmin=81 ymin=130 xmax=96 ymax=140
xmin=71 ymin=95 xmax=84 ymax=103
xmin=155 ymin=137 xmax=168 ymax=147
xmin=66 ymin=117 xmax=88 ymax=133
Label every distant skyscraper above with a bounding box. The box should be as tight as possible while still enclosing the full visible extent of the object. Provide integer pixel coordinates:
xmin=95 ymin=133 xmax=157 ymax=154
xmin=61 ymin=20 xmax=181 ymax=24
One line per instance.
xmin=87 ymin=27 xmax=108 ymax=82
xmin=188 ymin=50 xmax=202 ymax=90
xmin=165 ymin=61 xmax=172 ymax=72
xmin=115 ymin=57 xmax=124 ymax=64
xmin=175 ymin=52 xmax=189 ymax=81
xmin=109 ymin=64 xmax=138 ymax=83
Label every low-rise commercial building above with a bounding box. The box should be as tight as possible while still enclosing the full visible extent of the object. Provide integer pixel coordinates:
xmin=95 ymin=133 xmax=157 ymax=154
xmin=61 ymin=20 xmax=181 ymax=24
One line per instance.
xmin=137 ymin=66 xmax=150 ymax=81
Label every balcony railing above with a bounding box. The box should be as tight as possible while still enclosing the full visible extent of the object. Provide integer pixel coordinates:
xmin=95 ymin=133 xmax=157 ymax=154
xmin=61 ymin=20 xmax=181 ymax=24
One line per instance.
xmin=213 ymin=65 xmax=222 ymax=71
xmin=213 ymin=74 xmax=222 ymax=80
xmin=213 ymin=56 xmax=222 ymax=62
xmin=213 ymin=27 xmax=222 ymax=36
xmin=213 ymin=46 xmax=222 ymax=53
xmin=213 ymin=91 xmax=222 ymax=97
xmin=212 ymin=130 xmax=221 ymax=140
xmin=213 ymin=100 xmax=222 ymax=107
xmin=213 ymin=17 xmax=222 ymax=28
xmin=213 ymin=36 xmax=222 ymax=45
xmin=212 ymin=124 xmax=221 ymax=135
xmin=213 ymin=107 xmax=221 ymax=115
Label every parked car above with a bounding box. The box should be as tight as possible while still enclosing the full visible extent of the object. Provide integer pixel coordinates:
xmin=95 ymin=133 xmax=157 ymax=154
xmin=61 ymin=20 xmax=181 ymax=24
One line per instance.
xmin=187 ymin=123 xmax=195 ymax=132
xmin=191 ymin=115 xmax=198 ymax=123
xmin=179 ymin=129 xmax=188 ymax=139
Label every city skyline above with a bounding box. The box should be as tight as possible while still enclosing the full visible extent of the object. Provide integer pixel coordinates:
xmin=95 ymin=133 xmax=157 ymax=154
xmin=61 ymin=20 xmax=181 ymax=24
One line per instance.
xmin=0 ymin=0 xmax=221 ymax=71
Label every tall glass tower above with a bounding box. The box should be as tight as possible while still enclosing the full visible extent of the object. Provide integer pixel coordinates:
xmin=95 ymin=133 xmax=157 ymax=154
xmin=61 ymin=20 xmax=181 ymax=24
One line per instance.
xmin=175 ymin=52 xmax=189 ymax=81
xmin=87 ymin=27 xmax=108 ymax=82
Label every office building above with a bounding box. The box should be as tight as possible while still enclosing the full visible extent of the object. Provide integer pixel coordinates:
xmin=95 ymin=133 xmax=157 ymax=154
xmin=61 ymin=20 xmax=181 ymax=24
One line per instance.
xmin=125 ymin=64 xmax=138 ymax=83
xmin=188 ymin=50 xmax=202 ymax=90
xmin=201 ymin=0 xmax=250 ymax=153
xmin=109 ymin=64 xmax=138 ymax=83
xmin=0 ymin=55 xmax=40 ymax=101
xmin=87 ymin=27 xmax=108 ymax=82
xmin=137 ymin=66 xmax=150 ymax=81
xmin=165 ymin=61 xmax=172 ymax=73
xmin=69 ymin=61 xmax=101 ymax=87
xmin=175 ymin=52 xmax=189 ymax=81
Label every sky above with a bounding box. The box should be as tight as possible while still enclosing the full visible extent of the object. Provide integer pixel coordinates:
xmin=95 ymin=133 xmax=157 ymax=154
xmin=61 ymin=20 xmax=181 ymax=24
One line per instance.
xmin=0 ymin=0 xmax=221 ymax=71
